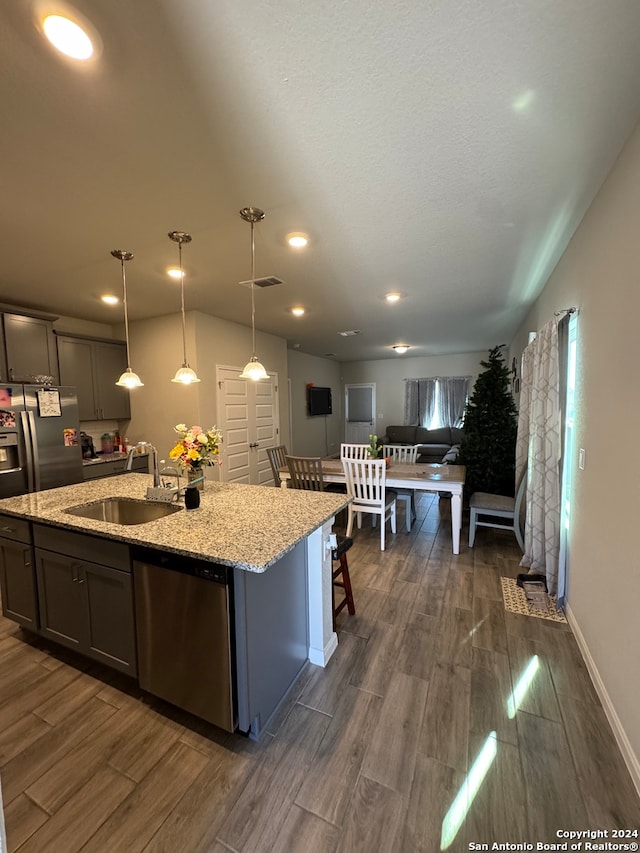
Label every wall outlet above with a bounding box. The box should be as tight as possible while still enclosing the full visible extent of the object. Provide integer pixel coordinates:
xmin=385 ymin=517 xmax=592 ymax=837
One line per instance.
xmin=579 ymin=448 xmax=585 ymax=470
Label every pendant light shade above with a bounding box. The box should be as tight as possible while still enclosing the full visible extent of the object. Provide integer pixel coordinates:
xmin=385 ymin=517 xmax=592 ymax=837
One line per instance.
xmin=169 ymin=230 xmax=200 ymax=384
xmin=239 ymin=207 xmax=269 ymax=381
xmin=111 ymin=249 xmax=144 ymax=388
xmin=240 ymin=356 xmax=269 ymax=381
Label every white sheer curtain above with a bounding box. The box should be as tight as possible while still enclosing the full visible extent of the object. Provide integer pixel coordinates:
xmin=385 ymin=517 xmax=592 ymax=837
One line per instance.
xmin=516 ymin=318 xmax=562 ymax=594
xmin=439 ymin=377 xmax=470 ymax=428
xmin=404 ymin=378 xmax=437 ymax=426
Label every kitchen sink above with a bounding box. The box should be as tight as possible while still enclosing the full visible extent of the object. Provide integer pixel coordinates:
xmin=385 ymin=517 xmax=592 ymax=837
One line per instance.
xmin=65 ymin=497 xmax=182 ymax=525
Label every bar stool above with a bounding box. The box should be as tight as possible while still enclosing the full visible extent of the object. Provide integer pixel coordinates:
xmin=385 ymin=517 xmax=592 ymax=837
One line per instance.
xmin=331 ymin=535 xmax=356 ymax=630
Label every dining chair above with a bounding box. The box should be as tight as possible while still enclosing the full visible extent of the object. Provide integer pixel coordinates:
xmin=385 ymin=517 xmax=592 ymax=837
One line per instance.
xmin=286 ymin=454 xmax=347 ymax=498
xmin=340 ymin=443 xmax=370 ymax=460
xmin=266 ymin=444 xmax=288 ymax=487
xmin=341 ymin=457 xmax=397 ymax=551
xmin=286 ymin=455 xmax=325 ymax=490
xmin=382 ymin=443 xmax=419 ymax=531
xmin=468 ymin=468 xmax=526 ymax=551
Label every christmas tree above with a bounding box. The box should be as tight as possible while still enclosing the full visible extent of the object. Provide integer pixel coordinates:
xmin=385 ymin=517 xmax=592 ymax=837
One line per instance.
xmin=458 ymin=346 xmax=518 ymax=497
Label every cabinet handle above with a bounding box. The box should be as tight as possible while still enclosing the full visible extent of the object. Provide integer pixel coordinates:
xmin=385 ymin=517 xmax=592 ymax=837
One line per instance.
xmin=23 ymin=553 xmax=31 ymax=567
xmin=0 ymin=525 xmax=15 ymax=533
xmin=77 ymin=570 xmax=85 ymax=585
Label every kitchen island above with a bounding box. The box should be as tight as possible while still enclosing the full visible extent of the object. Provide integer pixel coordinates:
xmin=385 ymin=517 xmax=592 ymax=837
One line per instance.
xmin=0 ymin=474 xmax=349 ymax=737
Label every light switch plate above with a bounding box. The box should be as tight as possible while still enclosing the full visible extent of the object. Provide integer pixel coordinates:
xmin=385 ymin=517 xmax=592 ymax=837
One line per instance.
xmin=578 ymin=448 xmax=585 ymax=470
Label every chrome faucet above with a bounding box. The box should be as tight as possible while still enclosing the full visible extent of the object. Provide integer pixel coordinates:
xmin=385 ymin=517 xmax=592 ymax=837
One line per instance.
xmin=126 ymin=441 xmax=161 ymax=487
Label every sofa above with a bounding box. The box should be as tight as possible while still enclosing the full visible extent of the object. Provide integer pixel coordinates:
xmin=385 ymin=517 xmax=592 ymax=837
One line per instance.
xmin=380 ymin=425 xmax=463 ymax=463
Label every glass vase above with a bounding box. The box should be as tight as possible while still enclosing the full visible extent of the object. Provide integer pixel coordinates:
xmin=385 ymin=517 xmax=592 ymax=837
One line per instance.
xmin=187 ymin=466 xmax=205 ymax=491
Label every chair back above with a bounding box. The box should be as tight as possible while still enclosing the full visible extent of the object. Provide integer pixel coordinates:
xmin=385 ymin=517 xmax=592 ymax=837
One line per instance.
xmin=286 ymin=455 xmax=325 ymax=491
xmin=342 ymin=457 xmax=388 ymax=508
xmin=383 ymin=444 xmax=419 ymax=464
xmin=340 ymin=443 xmax=370 ymax=460
xmin=266 ymin=444 xmax=288 ymax=487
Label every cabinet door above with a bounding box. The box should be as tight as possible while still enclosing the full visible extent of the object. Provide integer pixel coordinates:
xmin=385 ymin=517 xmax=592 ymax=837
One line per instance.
xmin=57 ymin=336 xmax=97 ymax=420
xmin=0 ymin=537 xmax=38 ymax=629
xmin=84 ymin=562 xmax=136 ymax=675
xmin=36 ymin=549 xmax=86 ymax=650
xmin=34 ymin=546 xmax=136 ymax=675
xmin=3 ymin=314 xmax=59 ymax=383
xmin=93 ymin=341 xmax=131 ymax=420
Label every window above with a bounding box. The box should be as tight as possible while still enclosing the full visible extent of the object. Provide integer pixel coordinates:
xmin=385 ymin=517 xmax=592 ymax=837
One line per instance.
xmin=404 ymin=377 xmax=470 ymax=429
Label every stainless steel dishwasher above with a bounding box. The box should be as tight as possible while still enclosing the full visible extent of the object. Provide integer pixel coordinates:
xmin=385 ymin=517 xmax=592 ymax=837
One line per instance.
xmin=132 ymin=548 xmax=235 ymax=732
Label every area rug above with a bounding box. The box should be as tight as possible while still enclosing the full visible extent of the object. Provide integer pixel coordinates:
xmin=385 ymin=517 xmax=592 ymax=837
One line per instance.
xmin=500 ymin=576 xmax=568 ymax=623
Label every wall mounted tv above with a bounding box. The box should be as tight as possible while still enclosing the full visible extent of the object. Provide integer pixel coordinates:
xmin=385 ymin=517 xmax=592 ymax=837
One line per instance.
xmin=307 ymin=386 xmax=332 ymax=416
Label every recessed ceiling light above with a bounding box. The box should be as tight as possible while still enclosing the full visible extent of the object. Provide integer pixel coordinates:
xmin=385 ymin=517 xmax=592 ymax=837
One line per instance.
xmin=42 ymin=14 xmax=94 ymax=60
xmin=286 ymin=232 xmax=310 ymax=249
xmin=392 ymin=345 xmax=409 ymax=354
xmin=385 ymin=292 xmax=401 ymax=303
xmin=101 ymin=294 xmax=119 ymax=305
xmin=167 ymin=267 xmax=184 ymax=279
xmin=291 ymin=307 xmax=305 ymax=316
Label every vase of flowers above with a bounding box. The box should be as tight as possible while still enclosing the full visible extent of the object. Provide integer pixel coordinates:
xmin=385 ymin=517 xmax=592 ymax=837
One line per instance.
xmin=169 ymin=424 xmax=223 ymax=490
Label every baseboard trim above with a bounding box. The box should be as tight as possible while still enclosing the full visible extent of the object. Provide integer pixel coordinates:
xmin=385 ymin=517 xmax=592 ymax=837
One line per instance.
xmin=308 ymin=631 xmax=338 ymax=667
xmin=566 ymin=603 xmax=640 ymax=796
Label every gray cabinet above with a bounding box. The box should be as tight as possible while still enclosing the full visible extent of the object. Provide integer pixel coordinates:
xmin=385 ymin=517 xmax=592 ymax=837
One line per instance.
xmin=34 ymin=525 xmax=136 ymax=676
xmin=57 ymin=334 xmax=131 ymax=420
xmin=0 ymin=514 xmax=38 ymax=630
xmin=2 ymin=313 xmax=59 ymax=383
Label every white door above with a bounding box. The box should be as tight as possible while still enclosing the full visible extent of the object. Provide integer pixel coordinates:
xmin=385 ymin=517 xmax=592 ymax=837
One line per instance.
xmin=344 ymin=383 xmax=375 ymax=443
xmin=217 ymin=367 xmax=279 ymax=485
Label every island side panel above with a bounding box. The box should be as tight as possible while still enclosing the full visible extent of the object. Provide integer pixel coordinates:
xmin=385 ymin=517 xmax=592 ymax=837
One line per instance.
xmin=234 ymin=540 xmax=309 ymax=737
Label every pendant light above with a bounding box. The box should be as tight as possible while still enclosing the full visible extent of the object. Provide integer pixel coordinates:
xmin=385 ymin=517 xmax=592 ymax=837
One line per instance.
xmin=239 ymin=206 xmax=269 ymax=381
xmin=168 ymin=230 xmax=200 ymax=384
xmin=111 ymin=249 xmax=144 ymax=388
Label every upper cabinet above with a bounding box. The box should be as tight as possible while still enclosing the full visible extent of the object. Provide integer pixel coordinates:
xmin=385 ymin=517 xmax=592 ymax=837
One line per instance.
xmin=57 ymin=335 xmax=131 ymax=421
xmin=1 ymin=313 xmax=59 ymax=384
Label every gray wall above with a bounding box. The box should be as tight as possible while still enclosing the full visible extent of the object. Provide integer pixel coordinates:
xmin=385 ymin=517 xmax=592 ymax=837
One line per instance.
xmin=510 ymin=119 xmax=640 ymax=785
xmin=125 ymin=309 xmax=289 ymax=475
xmin=287 ymin=350 xmax=342 ymax=456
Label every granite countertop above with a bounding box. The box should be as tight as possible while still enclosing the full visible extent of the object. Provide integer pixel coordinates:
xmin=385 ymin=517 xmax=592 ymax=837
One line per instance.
xmin=0 ymin=474 xmax=349 ymax=573
xmin=82 ymin=451 xmax=148 ymax=466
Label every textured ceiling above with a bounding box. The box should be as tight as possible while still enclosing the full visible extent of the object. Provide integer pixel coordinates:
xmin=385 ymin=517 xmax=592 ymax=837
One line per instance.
xmin=2 ymin=0 xmax=640 ymax=361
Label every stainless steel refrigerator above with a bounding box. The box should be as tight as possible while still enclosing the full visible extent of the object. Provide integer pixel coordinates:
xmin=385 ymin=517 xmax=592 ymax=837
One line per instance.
xmin=0 ymin=384 xmax=83 ymax=498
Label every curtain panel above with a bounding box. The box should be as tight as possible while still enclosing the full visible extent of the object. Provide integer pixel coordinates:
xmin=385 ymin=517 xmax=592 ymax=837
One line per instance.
xmin=516 ymin=318 xmax=562 ymax=594
xmin=439 ymin=377 xmax=470 ymax=428
xmin=404 ymin=378 xmax=437 ymax=426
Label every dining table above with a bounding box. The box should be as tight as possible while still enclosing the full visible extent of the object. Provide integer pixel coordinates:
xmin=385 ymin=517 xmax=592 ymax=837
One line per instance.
xmin=280 ymin=459 xmax=466 ymax=554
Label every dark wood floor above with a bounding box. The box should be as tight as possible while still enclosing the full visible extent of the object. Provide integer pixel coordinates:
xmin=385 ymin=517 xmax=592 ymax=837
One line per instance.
xmin=1 ymin=493 xmax=639 ymax=852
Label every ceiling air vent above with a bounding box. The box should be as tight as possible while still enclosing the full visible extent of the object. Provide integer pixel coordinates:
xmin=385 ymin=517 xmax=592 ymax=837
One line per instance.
xmin=338 ymin=329 xmax=361 ymax=337
xmin=239 ymin=276 xmax=284 ymax=288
